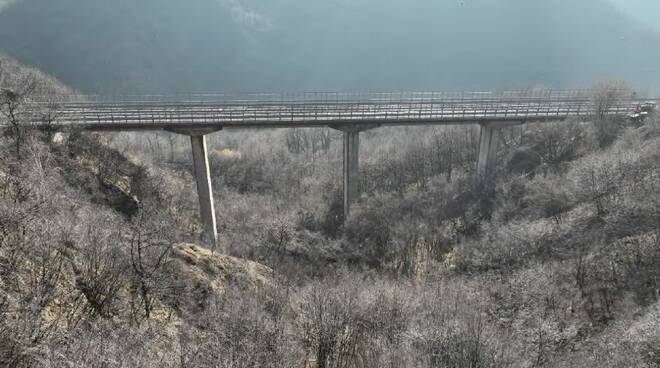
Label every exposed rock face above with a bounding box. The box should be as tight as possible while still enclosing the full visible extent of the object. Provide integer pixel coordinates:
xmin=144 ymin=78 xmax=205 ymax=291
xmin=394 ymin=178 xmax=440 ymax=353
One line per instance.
xmin=98 ymin=176 xmax=139 ymax=216
xmin=169 ymin=243 xmax=274 ymax=314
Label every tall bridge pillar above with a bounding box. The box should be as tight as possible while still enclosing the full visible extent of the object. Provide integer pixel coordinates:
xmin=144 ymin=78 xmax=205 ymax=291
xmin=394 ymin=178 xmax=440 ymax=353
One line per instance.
xmin=330 ymin=124 xmax=379 ymax=219
xmin=343 ymin=130 xmax=360 ymax=219
xmin=476 ymin=123 xmax=500 ymax=184
xmin=476 ymin=121 xmax=523 ymax=185
xmin=166 ymin=128 xmax=221 ymax=246
xmin=190 ymin=134 xmax=218 ymax=245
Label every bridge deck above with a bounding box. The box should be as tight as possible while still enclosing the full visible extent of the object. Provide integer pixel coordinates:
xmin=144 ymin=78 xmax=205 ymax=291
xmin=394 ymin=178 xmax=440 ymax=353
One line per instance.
xmin=10 ymin=89 xmax=655 ymax=131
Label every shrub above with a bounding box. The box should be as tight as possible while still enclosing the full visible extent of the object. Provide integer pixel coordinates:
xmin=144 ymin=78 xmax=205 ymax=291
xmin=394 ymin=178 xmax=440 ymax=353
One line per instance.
xmin=297 ymin=273 xmax=413 ymax=368
xmin=179 ymin=286 xmax=299 ymax=368
xmin=344 ymin=202 xmax=392 ymax=267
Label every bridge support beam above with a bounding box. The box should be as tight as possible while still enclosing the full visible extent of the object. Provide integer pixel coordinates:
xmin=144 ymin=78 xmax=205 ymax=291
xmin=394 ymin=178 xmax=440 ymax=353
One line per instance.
xmin=330 ymin=124 xmax=379 ymax=219
xmin=166 ymin=128 xmax=221 ymax=246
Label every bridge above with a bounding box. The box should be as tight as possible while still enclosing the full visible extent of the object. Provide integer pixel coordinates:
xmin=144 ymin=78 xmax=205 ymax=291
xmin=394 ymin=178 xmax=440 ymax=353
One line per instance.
xmin=10 ymin=89 xmax=655 ymax=245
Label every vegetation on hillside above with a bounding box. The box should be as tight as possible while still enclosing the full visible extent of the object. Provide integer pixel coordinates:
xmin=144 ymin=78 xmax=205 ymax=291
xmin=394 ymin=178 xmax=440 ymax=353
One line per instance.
xmin=1 ymin=56 xmax=660 ymax=367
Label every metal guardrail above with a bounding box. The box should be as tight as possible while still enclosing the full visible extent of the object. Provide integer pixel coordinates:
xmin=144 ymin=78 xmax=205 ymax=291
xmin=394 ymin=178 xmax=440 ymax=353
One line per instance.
xmin=8 ymin=89 xmax=657 ymax=129
xmin=24 ymin=88 xmax=622 ymax=105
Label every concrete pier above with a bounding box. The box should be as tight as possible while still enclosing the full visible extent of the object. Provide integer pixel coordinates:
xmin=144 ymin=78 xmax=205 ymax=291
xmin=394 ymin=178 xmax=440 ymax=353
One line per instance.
xmin=330 ymin=124 xmax=379 ymax=219
xmin=166 ymin=127 xmax=221 ymax=246
xmin=342 ymin=130 xmax=360 ymax=219
xmin=476 ymin=123 xmax=500 ymax=183
xmin=190 ymin=134 xmax=218 ymax=245
xmin=476 ymin=121 xmax=524 ymax=186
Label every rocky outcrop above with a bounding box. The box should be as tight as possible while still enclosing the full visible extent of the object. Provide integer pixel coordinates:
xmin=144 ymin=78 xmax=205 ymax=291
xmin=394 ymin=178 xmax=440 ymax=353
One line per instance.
xmin=168 ymin=243 xmax=274 ymax=314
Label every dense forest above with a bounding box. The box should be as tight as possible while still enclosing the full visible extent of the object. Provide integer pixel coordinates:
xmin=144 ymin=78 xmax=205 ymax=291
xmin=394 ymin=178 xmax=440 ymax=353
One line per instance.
xmin=1 ymin=51 xmax=660 ymax=367
xmin=0 ymin=0 xmax=659 ymax=93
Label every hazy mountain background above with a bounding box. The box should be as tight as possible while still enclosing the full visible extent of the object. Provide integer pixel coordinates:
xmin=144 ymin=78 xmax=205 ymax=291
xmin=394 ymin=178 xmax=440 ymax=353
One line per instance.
xmin=0 ymin=0 xmax=658 ymax=94
xmin=0 ymin=0 xmax=13 ymax=10
xmin=610 ymin=0 xmax=660 ymax=32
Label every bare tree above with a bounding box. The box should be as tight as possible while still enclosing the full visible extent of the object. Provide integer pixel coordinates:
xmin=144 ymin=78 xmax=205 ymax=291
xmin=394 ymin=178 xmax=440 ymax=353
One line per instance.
xmin=0 ymin=79 xmax=37 ymax=157
xmin=0 ymin=56 xmax=70 ymax=158
xmin=591 ymin=81 xmax=629 ymax=146
xmin=127 ymin=204 xmax=175 ymax=321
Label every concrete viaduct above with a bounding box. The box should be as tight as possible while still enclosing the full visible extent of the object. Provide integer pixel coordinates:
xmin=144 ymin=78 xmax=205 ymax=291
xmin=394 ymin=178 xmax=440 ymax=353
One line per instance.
xmin=14 ymin=89 xmax=651 ymax=245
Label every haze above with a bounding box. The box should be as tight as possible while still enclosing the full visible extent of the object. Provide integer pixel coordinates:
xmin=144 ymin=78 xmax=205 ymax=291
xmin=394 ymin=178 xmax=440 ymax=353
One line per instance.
xmin=610 ymin=0 xmax=660 ymax=32
xmin=0 ymin=0 xmax=659 ymax=94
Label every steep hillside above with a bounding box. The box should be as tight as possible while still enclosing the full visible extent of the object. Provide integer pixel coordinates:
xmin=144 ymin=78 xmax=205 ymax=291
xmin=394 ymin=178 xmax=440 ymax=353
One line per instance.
xmin=0 ymin=58 xmax=279 ymax=367
xmin=2 ymin=49 xmax=660 ymax=367
xmin=0 ymin=0 xmax=659 ymax=93
xmin=0 ymin=53 xmax=68 ymax=95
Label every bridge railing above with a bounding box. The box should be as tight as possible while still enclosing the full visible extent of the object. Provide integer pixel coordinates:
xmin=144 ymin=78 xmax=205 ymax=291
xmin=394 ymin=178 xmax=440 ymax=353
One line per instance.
xmin=10 ymin=89 xmax=654 ymax=127
xmin=27 ymin=88 xmax=635 ymax=104
xmin=27 ymin=102 xmax=636 ymax=124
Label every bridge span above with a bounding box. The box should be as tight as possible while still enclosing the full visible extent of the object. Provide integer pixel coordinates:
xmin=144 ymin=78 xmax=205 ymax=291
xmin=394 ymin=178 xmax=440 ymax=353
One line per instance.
xmin=11 ymin=89 xmax=655 ymax=245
